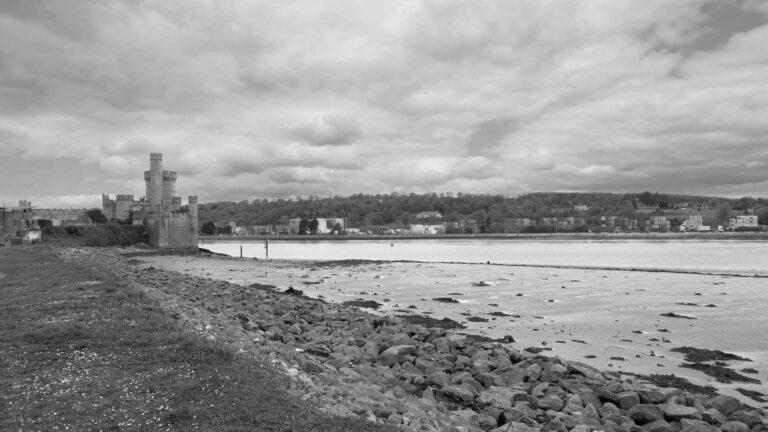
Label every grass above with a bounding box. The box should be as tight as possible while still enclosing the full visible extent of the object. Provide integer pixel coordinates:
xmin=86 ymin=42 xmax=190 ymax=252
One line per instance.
xmin=0 ymin=246 xmax=401 ymax=432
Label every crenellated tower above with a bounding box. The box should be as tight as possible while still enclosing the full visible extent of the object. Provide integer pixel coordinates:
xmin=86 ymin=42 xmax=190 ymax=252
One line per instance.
xmin=162 ymin=171 xmax=177 ymax=202
xmin=147 ymin=153 xmax=163 ymax=209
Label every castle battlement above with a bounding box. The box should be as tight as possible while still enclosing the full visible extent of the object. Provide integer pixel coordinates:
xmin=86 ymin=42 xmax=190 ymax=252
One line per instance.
xmin=188 ymin=196 xmax=198 ymax=204
xmin=162 ymin=171 xmax=177 ymax=182
xmin=150 ymin=152 xmax=162 ymax=162
xmin=116 ymin=194 xmax=134 ymax=201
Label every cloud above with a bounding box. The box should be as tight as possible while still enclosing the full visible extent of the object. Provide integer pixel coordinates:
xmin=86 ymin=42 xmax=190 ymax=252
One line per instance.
xmin=1 ymin=0 xmax=767 ymax=206
xmin=290 ymin=114 xmax=363 ymax=146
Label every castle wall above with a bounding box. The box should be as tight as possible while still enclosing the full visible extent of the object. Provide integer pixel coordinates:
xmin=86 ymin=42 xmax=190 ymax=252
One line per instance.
xmin=115 ymin=194 xmax=134 ymax=221
xmin=148 ymin=213 xmax=197 ymax=250
xmin=188 ymin=196 xmax=198 ymax=233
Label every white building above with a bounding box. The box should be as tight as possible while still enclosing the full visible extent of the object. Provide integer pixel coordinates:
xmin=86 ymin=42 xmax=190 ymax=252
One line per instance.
xmin=734 ymin=215 xmax=758 ymax=229
xmin=409 ymin=224 xmax=445 ymax=235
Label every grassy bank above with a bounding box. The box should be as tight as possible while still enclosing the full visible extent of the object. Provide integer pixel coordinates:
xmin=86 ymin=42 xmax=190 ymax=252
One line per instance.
xmin=0 ymin=246 xmax=399 ymax=432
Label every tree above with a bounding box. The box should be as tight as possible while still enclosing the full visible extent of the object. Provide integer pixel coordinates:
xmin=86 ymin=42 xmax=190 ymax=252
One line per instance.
xmin=309 ymin=218 xmax=319 ymax=234
xmin=201 ymin=221 xmax=216 ymax=235
xmin=86 ymin=209 xmax=109 ymax=224
xmin=298 ymin=219 xmax=309 ymax=234
xmin=332 ymin=222 xmax=343 ymax=234
xmin=716 ymin=204 xmax=733 ymax=224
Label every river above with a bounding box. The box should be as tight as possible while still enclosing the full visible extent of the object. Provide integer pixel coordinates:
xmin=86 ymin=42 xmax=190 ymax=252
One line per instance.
xmin=200 ymin=239 xmax=768 ymax=276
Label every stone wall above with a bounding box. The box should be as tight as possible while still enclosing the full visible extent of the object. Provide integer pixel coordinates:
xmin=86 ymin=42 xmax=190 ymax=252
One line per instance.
xmin=148 ymin=213 xmax=197 ymax=250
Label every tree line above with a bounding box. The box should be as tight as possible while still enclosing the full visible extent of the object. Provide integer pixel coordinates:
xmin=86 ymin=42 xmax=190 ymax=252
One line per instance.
xmin=196 ymin=192 xmax=768 ymax=231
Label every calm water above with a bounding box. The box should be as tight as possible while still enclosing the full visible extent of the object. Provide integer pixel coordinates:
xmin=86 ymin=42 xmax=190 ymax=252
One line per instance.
xmin=200 ymin=239 xmax=768 ymax=276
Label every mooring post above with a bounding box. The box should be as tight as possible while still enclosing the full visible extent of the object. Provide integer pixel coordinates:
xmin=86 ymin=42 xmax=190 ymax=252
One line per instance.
xmin=240 ymin=244 xmax=243 ymax=258
xmin=265 ymin=239 xmax=269 ymax=259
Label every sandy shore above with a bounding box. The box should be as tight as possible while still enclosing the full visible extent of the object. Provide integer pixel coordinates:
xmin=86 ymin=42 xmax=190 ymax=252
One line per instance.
xmin=133 ymin=253 xmax=768 ymax=404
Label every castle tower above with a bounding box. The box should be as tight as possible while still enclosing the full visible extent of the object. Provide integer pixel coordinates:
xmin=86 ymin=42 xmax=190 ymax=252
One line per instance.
xmin=162 ymin=171 xmax=177 ymax=201
xmin=188 ymin=195 xmax=198 ymax=233
xmin=147 ymin=153 xmax=163 ymax=209
xmin=171 ymin=196 xmax=181 ymax=212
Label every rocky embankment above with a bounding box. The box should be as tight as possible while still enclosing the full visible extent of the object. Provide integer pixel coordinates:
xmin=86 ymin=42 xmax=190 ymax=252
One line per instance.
xmin=57 ymin=247 xmax=767 ymax=432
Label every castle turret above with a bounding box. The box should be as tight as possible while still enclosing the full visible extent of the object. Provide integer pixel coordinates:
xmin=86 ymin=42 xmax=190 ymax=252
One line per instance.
xmin=188 ymin=195 xmax=198 ymax=234
xmin=162 ymin=171 xmax=177 ymax=201
xmin=148 ymin=153 xmax=163 ymax=209
xmin=171 ymin=196 xmax=181 ymax=212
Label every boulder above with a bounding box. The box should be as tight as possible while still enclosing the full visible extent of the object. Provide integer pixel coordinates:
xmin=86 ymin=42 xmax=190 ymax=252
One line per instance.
xmin=642 ymin=419 xmax=674 ymax=432
xmin=701 ymin=408 xmax=727 ymax=425
xmin=536 ymin=395 xmax=565 ymax=411
xmin=564 ymin=394 xmax=584 ymax=414
xmin=638 ymin=388 xmax=668 ymax=404
xmin=663 ymin=404 xmax=702 ymax=421
xmin=441 ymin=384 xmax=476 ymax=403
xmin=720 ymin=421 xmax=750 ymax=432
xmin=706 ymin=395 xmax=742 ymax=416
xmin=378 ymin=344 xmax=417 ymax=366
xmin=729 ymin=410 xmax=763 ymax=427
xmin=492 ymin=422 xmax=541 ymax=432
xmin=616 ymin=391 xmax=641 ymax=410
xmin=478 ymin=386 xmax=522 ymax=409
xmin=628 ymin=404 xmax=664 ymax=425
xmin=679 ymin=419 xmax=718 ymax=432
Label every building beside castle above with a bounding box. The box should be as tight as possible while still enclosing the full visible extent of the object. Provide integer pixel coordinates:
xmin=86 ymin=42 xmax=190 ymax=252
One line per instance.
xmin=102 ymin=153 xmax=198 ymax=250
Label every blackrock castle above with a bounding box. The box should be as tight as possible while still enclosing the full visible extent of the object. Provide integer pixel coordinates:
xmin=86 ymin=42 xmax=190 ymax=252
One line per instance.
xmin=102 ymin=153 xmax=198 ymax=250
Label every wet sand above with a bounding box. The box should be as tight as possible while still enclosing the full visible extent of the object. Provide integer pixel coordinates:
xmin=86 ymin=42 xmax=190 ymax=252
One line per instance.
xmin=135 ymin=254 xmax=768 ymax=403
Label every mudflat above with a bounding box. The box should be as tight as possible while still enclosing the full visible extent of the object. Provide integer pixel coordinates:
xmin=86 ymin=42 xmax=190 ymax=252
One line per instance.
xmin=137 ymin=252 xmax=768 ymax=404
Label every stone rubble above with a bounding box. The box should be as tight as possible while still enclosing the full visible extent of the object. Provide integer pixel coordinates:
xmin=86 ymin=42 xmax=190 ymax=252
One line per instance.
xmin=57 ymin=247 xmax=768 ymax=432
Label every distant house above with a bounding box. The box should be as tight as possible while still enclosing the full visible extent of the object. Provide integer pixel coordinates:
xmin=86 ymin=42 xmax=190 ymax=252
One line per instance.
xmin=287 ymin=218 xmax=345 ymax=234
xmin=574 ymin=204 xmax=588 ymax=212
xmin=648 ymin=215 xmax=670 ymax=232
xmin=415 ymin=211 xmax=442 ymax=220
xmin=409 ymin=224 xmax=445 ymax=235
xmin=735 ymin=215 xmax=758 ymax=229
xmin=683 ymin=215 xmax=703 ymax=232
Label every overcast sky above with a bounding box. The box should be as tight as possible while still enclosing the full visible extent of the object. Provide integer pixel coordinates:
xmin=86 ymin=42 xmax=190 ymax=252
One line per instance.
xmin=1 ymin=0 xmax=768 ymax=208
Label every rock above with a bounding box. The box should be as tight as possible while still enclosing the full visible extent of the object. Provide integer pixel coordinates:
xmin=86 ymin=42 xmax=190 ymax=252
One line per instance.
xmin=536 ymin=395 xmax=565 ymax=411
xmin=642 ymin=419 xmax=674 ymax=432
xmin=701 ymin=408 xmax=727 ymax=425
xmin=378 ymin=344 xmax=417 ymax=366
xmin=564 ymin=394 xmax=584 ymax=414
xmin=720 ymin=421 xmax=750 ymax=432
xmin=629 ymin=404 xmax=664 ymax=425
xmin=581 ymin=392 xmax=602 ymax=410
xmin=541 ymin=363 xmax=569 ymax=383
xmin=663 ymin=404 xmax=702 ymax=421
xmin=638 ymin=388 xmax=668 ymax=404
xmin=599 ymin=402 xmax=621 ymax=418
xmin=441 ymin=385 xmax=476 ymax=403
xmin=729 ymin=410 xmax=763 ymax=427
xmin=492 ymin=421 xmax=540 ymax=432
xmin=568 ymin=361 xmax=604 ymax=380
xmin=679 ymin=419 xmax=718 ymax=432
xmin=478 ymin=386 xmax=521 ymax=409
xmin=706 ymin=395 xmax=742 ymax=416
xmin=616 ymin=391 xmax=641 ymax=410
xmin=298 ymin=357 xmax=325 ymax=374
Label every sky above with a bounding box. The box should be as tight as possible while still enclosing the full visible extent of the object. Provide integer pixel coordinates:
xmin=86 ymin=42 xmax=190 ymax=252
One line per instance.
xmin=1 ymin=0 xmax=768 ymax=209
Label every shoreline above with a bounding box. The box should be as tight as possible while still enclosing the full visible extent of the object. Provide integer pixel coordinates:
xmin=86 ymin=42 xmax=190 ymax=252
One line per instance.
xmin=199 ymin=232 xmax=768 ymax=242
xmin=129 ymin=249 xmax=768 ymax=404
xmin=54 ymin=246 xmax=768 ymax=431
